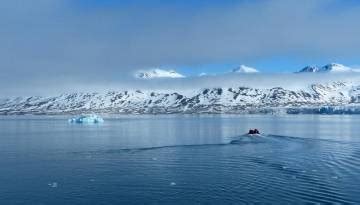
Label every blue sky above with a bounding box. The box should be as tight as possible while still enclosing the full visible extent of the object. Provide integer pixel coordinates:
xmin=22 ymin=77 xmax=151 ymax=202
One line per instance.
xmin=72 ymin=2 xmax=360 ymax=60
xmin=176 ymin=56 xmax=360 ymax=76
xmin=73 ymin=0 xmax=244 ymax=9
xmin=1 ymin=0 xmax=360 ymax=96
xmin=70 ymin=0 xmax=360 ymax=74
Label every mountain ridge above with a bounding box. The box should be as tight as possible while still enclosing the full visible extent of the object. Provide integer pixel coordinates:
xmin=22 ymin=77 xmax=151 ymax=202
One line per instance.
xmin=297 ymin=63 xmax=353 ymax=73
xmin=1 ymin=81 xmax=360 ymax=115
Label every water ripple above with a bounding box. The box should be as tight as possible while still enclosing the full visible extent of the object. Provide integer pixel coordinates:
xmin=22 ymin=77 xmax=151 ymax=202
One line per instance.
xmin=66 ymin=134 xmax=360 ymax=204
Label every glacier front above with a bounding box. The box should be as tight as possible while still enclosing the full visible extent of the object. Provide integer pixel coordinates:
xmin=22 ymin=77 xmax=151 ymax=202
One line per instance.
xmin=68 ymin=114 xmax=104 ymax=123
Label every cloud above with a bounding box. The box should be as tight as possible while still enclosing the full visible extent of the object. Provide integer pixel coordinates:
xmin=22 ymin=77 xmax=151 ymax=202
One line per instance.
xmin=134 ymin=68 xmax=185 ymax=79
xmin=70 ymin=72 xmax=360 ymax=96
xmin=1 ymin=0 xmax=360 ymax=96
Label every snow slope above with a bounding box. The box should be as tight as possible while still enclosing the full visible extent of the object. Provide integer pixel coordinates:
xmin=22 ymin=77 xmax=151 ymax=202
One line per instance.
xmin=1 ymin=81 xmax=360 ymax=114
xmin=232 ymin=65 xmax=259 ymax=73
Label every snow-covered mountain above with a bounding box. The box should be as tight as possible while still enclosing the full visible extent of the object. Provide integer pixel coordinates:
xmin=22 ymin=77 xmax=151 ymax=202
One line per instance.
xmin=232 ymin=65 xmax=259 ymax=73
xmin=1 ymin=80 xmax=360 ymax=115
xmin=298 ymin=65 xmax=321 ymax=73
xmin=135 ymin=68 xmax=185 ymax=79
xmin=3 ymin=63 xmax=360 ymax=115
xmin=297 ymin=63 xmax=353 ymax=73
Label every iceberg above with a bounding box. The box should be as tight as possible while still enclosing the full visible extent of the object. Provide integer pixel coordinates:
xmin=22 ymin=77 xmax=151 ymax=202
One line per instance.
xmin=68 ymin=114 xmax=104 ymax=124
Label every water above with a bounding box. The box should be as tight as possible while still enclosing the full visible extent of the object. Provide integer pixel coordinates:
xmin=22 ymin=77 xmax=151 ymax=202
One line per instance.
xmin=1 ymin=115 xmax=360 ymax=204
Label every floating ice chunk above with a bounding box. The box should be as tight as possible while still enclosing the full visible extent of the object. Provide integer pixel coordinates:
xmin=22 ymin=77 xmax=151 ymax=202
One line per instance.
xmin=68 ymin=114 xmax=104 ymax=124
xmin=170 ymin=182 xmax=176 ymax=186
xmin=48 ymin=182 xmax=58 ymax=188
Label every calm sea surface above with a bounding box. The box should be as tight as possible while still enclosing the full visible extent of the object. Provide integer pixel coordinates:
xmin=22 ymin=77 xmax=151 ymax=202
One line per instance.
xmin=1 ymin=115 xmax=360 ymax=204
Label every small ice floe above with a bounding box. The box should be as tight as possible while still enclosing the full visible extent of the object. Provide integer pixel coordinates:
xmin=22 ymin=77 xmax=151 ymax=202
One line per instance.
xmin=170 ymin=182 xmax=176 ymax=186
xmin=152 ymin=157 xmax=158 ymax=161
xmin=48 ymin=182 xmax=58 ymax=188
xmin=68 ymin=114 xmax=104 ymax=124
xmin=331 ymin=176 xmax=339 ymax=179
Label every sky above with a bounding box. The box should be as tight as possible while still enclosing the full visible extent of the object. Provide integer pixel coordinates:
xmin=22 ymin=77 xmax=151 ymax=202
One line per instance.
xmin=1 ymin=0 xmax=360 ymax=96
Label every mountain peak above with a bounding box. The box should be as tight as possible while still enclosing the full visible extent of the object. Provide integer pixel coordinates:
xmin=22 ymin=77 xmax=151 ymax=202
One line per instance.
xmin=232 ymin=65 xmax=259 ymax=73
xmin=321 ymin=63 xmax=351 ymax=72
xmin=298 ymin=65 xmax=320 ymax=73
xmin=298 ymin=63 xmax=352 ymax=73
xmin=135 ymin=68 xmax=185 ymax=79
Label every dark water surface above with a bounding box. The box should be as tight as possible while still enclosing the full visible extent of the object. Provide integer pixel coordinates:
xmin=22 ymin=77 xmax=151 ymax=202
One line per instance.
xmin=1 ymin=115 xmax=360 ymax=204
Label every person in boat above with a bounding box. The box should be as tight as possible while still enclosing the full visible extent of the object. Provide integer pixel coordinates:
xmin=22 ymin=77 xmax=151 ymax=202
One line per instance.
xmin=248 ymin=129 xmax=260 ymax=134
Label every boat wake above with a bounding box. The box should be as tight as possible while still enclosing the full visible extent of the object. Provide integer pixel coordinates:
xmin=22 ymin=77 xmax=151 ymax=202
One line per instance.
xmin=70 ymin=133 xmax=359 ymax=157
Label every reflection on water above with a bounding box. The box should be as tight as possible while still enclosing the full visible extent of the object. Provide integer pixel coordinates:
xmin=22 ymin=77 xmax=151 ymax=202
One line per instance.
xmin=0 ymin=115 xmax=359 ymax=204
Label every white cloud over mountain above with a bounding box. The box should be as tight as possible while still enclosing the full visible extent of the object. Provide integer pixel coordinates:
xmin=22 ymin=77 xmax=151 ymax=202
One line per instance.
xmin=134 ymin=69 xmax=185 ymax=79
